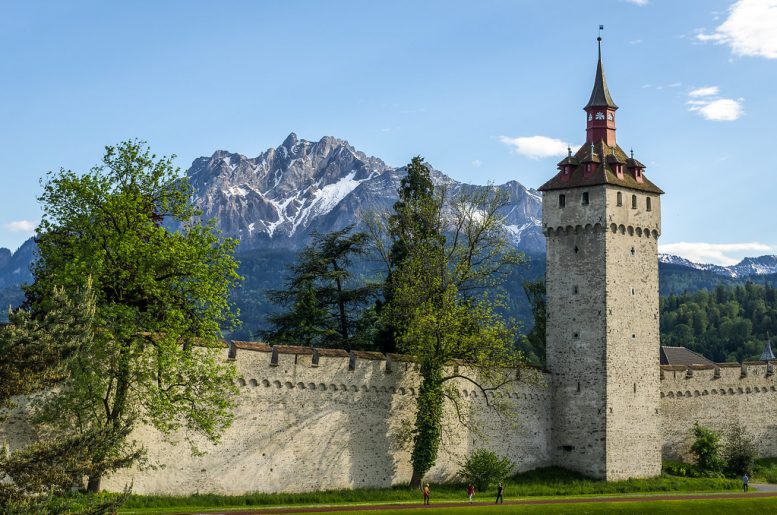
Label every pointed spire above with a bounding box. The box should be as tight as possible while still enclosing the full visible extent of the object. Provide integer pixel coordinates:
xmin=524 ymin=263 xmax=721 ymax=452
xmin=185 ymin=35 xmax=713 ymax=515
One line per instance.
xmin=584 ymin=36 xmax=618 ymax=110
xmin=761 ymin=332 xmax=776 ymax=362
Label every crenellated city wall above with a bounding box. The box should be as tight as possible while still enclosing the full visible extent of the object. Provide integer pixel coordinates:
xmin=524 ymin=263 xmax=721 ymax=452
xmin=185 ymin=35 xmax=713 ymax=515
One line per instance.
xmin=659 ymin=361 xmax=777 ymax=461
xmin=6 ymin=341 xmax=777 ymax=495
xmin=1 ymin=342 xmax=552 ymax=495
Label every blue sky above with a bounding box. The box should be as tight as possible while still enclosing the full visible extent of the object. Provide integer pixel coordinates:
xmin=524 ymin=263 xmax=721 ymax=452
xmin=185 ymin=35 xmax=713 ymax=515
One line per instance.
xmin=1 ymin=0 xmax=775 ymax=265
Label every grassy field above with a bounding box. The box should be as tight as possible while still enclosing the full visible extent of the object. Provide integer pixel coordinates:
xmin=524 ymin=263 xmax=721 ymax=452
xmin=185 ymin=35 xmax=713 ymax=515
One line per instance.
xmin=310 ymin=497 xmax=777 ymax=515
xmin=117 ymin=467 xmax=741 ymax=513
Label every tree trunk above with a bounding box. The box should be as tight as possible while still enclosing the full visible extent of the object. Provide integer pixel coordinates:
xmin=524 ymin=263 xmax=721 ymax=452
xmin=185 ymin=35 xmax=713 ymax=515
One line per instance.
xmin=410 ymin=468 xmax=423 ymax=489
xmin=87 ymin=473 xmax=102 ymax=493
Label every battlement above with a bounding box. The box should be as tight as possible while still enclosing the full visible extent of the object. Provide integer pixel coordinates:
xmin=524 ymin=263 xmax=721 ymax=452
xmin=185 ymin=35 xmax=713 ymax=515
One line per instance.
xmin=544 ymin=222 xmax=659 ymax=239
xmin=660 ymin=361 xmax=777 ymax=398
xmin=221 ymin=340 xmax=550 ymax=403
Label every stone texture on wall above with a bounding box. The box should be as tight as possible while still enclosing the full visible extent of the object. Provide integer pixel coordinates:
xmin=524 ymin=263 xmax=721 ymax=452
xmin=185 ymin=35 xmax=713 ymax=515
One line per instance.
xmin=603 ymin=186 xmax=662 ymax=480
xmin=659 ymin=362 xmax=777 ymax=461
xmin=0 ymin=343 xmax=550 ymax=495
xmin=543 ymin=185 xmax=662 ymax=480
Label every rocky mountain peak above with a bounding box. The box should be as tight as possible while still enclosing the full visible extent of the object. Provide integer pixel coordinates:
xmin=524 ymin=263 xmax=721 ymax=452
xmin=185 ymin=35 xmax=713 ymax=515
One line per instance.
xmin=184 ymin=133 xmax=544 ymax=253
xmin=281 ymin=132 xmax=299 ymax=149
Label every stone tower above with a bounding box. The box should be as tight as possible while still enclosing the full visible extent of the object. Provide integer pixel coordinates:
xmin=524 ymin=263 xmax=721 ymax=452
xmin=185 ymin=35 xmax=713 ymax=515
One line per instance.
xmin=538 ymin=38 xmax=663 ymax=480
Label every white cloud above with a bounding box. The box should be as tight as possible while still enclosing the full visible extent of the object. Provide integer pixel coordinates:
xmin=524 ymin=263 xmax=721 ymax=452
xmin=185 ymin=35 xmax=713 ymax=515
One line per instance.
xmin=688 ymin=86 xmax=719 ymax=97
xmin=4 ymin=220 xmax=36 ymax=233
xmin=697 ymin=0 xmax=777 ymax=59
xmin=471 ymin=159 xmax=482 ymax=168
xmin=623 ymin=0 xmax=649 ymax=5
xmin=499 ymin=135 xmax=570 ymax=160
xmin=686 ymin=85 xmax=743 ymax=121
xmin=659 ymin=242 xmax=773 ymax=266
xmin=689 ymin=97 xmax=744 ymax=121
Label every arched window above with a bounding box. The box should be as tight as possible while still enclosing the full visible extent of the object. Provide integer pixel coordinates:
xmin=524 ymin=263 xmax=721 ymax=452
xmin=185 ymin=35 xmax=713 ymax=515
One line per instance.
xmin=616 ymin=192 xmax=622 ymax=206
xmin=646 ymin=197 xmax=652 ymax=212
xmin=631 ymin=195 xmax=637 ymax=209
xmin=582 ymin=192 xmax=589 ymax=205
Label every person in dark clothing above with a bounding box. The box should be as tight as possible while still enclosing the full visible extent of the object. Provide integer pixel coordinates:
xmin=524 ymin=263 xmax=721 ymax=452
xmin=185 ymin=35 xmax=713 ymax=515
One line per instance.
xmin=743 ymin=474 xmax=749 ymax=492
xmin=495 ymin=482 xmax=504 ymax=504
xmin=423 ymin=483 xmax=430 ymax=505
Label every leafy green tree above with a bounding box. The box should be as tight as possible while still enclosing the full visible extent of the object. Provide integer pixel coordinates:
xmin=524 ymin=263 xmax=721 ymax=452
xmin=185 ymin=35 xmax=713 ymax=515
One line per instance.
xmin=263 ymin=226 xmax=376 ymax=348
xmin=457 ymin=449 xmax=514 ymax=492
xmin=690 ymin=422 xmax=724 ymax=474
xmin=723 ymin=421 xmax=757 ymax=476
xmin=24 ymin=140 xmax=241 ymax=492
xmin=379 ymin=157 xmax=524 ymax=487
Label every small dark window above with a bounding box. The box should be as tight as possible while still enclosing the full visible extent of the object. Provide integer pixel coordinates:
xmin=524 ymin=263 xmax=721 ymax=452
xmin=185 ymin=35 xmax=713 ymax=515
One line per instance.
xmin=559 ymin=194 xmax=566 ymax=208
xmin=633 ymin=383 xmax=637 ymax=393
xmin=582 ymin=192 xmax=589 ymax=205
xmin=631 ymin=195 xmax=637 ymax=209
xmin=631 ymin=288 xmax=635 ymax=295
xmin=573 ymin=286 xmax=579 ymax=294
xmin=573 ymin=332 xmax=579 ymax=339
xmin=574 ymin=245 xmax=579 ymax=254
xmin=562 ymin=445 xmax=575 ymax=452
xmin=631 ymin=247 xmax=635 ymax=256
xmin=646 ymin=197 xmax=652 ymax=211
xmin=577 ymin=382 xmax=581 ymax=393
xmin=616 ymin=192 xmax=622 ymax=206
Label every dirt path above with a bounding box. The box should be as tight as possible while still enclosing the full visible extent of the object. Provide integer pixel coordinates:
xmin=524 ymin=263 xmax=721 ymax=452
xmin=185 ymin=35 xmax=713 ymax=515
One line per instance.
xmin=172 ymin=490 xmax=777 ymax=515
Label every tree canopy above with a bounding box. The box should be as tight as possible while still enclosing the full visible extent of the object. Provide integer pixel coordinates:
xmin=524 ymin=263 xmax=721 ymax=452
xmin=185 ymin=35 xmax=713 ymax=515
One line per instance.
xmin=377 ymin=157 xmax=525 ymax=486
xmin=24 ymin=140 xmax=242 ymax=491
xmin=660 ymin=282 xmax=777 ymax=362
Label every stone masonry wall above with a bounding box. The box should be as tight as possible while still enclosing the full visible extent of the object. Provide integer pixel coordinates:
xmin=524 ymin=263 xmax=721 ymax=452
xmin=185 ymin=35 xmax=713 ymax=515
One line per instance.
xmin=603 ymin=186 xmax=662 ymax=480
xmin=659 ymin=362 xmax=777 ymax=461
xmin=0 ymin=343 xmax=552 ymax=495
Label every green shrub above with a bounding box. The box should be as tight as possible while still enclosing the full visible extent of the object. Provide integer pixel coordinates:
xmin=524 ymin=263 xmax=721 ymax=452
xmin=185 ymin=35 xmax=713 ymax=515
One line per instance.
xmin=723 ymin=421 xmax=757 ymax=476
xmin=690 ymin=422 xmax=724 ymax=475
xmin=457 ymin=449 xmax=514 ymax=492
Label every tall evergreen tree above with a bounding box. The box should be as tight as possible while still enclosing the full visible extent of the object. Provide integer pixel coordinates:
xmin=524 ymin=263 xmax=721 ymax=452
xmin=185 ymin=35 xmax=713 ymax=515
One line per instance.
xmin=380 ymin=157 xmax=525 ymax=487
xmin=263 ymin=225 xmax=376 ymax=348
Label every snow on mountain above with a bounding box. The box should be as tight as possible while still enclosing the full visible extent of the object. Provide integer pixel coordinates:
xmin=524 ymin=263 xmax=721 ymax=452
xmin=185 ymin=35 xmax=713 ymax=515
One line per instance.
xmin=659 ymin=254 xmax=777 ymax=278
xmin=186 ymin=133 xmax=545 ymax=253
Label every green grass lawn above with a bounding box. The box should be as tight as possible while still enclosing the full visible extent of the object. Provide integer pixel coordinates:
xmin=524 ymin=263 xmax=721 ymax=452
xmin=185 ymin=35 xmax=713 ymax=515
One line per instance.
xmin=312 ymin=497 xmax=777 ymax=515
xmin=117 ymin=467 xmax=741 ymax=513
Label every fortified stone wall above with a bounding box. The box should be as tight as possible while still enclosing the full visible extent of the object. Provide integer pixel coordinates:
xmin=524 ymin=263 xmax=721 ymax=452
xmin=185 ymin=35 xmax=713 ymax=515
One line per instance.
xmin=0 ymin=342 xmax=552 ymax=495
xmin=659 ymin=362 xmax=777 ymax=461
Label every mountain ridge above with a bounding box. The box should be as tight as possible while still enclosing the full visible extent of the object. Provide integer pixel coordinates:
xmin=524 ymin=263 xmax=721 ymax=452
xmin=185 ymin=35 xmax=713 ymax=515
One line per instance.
xmin=186 ymin=133 xmax=545 ymax=252
xmin=658 ymin=253 xmax=777 ymax=278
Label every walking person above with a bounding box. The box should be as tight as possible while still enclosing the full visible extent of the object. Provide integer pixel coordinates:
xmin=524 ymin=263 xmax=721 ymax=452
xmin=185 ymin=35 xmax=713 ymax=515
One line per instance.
xmin=423 ymin=483 xmax=430 ymax=505
xmin=743 ymin=473 xmax=749 ymax=493
xmin=495 ymin=482 xmax=504 ymax=504
xmin=467 ymin=483 xmax=475 ymax=504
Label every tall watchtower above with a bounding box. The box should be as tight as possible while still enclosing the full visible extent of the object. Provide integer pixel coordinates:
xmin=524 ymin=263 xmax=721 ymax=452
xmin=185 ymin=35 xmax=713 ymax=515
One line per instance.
xmin=539 ymin=38 xmax=663 ymax=480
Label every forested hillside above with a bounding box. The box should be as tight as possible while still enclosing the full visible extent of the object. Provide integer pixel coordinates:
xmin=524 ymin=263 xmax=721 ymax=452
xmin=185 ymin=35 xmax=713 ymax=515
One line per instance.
xmin=660 ymin=282 xmax=777 ymax=363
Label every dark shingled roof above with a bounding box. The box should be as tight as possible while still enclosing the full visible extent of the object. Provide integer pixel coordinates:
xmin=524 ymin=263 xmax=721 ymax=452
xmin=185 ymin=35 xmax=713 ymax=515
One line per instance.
xmin=538 ymin=140 xmax=663 ymax=194
xmin=584 ymin=40 xmax=618 ymax=110
xmin=660 ymin=346 xmax=716 ymax=367
xmin=760 ymin=338 xmax=776 ymax=361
